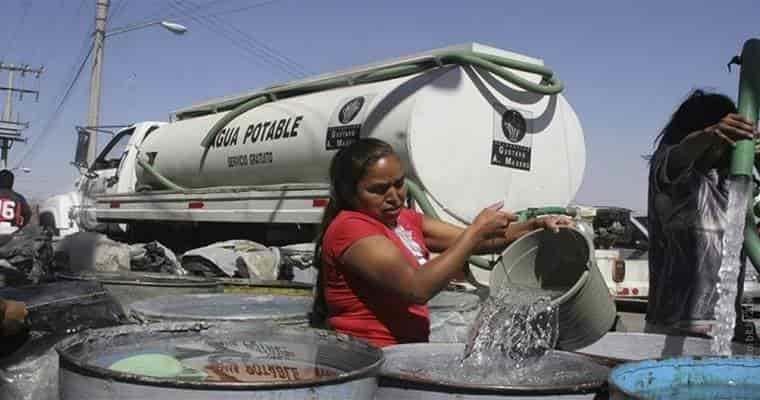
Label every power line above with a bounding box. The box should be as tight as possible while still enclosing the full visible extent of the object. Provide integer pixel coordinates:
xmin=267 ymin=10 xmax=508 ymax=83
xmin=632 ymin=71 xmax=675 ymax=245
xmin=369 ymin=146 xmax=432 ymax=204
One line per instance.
xmin=15 ymin=44 xmax=94 ymax=167
xmin=183 ymin=0 xmax=310 ymax=77
xmin=170 ymin=0 xmax=307 ymax=78
xmin=168 ymin=1 xmax=299 ymax=78
xmin=109 ymin=0 xmax=130 ymax=25
xmin=153 ymin=0 xmax=230 ymax=21
xmin=26 ymin=0 xmax=92 ymax=124
xmin=1 ymin=0 xmax=32 ymax=59
xmin=168 ymin=0 xmax=285 ymax=21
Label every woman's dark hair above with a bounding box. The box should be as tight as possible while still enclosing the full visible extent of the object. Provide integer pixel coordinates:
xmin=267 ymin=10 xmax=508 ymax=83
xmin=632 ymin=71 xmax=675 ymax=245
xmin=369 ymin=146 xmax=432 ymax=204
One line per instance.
xmin=654 ymin=89 xmax=737 ymax=147
xmin=310 ymin=138 xmax=396 ymax=327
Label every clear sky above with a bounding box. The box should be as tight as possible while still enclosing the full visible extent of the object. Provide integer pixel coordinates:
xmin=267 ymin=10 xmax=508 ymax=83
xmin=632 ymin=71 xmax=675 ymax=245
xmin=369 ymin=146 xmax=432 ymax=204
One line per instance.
xmin=0 ymin=0 xmax=757 ymax=212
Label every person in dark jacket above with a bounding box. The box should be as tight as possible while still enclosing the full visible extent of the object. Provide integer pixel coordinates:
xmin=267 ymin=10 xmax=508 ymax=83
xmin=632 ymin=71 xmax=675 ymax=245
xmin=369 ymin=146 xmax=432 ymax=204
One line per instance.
xmin=0 ymin=169 xmax=31 ymax=243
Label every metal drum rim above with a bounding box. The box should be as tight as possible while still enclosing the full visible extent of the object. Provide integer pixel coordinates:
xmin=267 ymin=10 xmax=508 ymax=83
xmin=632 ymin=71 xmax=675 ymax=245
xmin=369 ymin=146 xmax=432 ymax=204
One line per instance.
xmin=56 ymin=321 xmax=385 ymax=390
xmin=129 ymin=293 xmax=311 ymax=322
xmin=217 ymin=278 xmax=313 ymax=289
xmin=608 ymin=355 xmax=760 ymax=400
xmin=57 ymin=272 xmax=222 ymax=288
xmin=380 ymin=343 xmax=607 ymax=395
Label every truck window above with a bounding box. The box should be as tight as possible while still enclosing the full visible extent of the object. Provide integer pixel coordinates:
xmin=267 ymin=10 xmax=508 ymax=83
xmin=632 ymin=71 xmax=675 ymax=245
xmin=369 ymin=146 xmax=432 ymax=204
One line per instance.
xmin=92 ymin=128 xmax=134 ymax=171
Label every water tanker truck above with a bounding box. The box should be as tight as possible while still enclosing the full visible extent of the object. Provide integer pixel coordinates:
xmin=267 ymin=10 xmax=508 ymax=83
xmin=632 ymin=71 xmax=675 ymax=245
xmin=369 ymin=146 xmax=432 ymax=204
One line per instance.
xmin=40 ymin=43 xmax=586 ymax=263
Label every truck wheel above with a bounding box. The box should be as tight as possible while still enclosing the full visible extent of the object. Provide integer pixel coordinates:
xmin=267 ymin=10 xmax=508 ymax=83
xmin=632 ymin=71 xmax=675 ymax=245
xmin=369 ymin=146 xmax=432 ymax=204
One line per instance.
xmin=39 ymin=213 xmax=60 ymax=236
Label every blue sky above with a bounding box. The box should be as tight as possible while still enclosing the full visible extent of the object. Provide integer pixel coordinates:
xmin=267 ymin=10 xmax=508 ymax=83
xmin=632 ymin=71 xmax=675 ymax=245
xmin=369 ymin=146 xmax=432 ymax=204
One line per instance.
xmin=0 ymin=0 xmax=757 ymax=212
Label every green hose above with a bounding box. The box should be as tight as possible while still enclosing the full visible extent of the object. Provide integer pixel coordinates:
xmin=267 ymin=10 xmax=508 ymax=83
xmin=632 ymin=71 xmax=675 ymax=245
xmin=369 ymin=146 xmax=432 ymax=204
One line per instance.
xmin=137 ymin=157 xmax=187 ymax=192
xmin=406 ymin=179 xmax=573 ymax=271
xmin=200 ymin=49 xmax=564 ymax=149
xmin=734 ymin=38 xmax=760 ymax=274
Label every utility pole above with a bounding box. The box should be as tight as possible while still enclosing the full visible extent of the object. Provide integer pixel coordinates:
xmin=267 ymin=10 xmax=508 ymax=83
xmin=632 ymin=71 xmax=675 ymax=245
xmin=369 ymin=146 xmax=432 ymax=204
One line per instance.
xmin=0 ymin=63 xmax=43 ymax=169
xmin=85 ymin=0 xmax=110 ymax=167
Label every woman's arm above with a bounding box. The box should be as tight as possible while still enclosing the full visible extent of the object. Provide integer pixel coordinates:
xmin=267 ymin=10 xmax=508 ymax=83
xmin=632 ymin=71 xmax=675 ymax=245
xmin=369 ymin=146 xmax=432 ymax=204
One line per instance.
xmin=666 ymin=113 xmax=755 ymax=179
xmin=340 ymin=204 xmax=510 ymax=304
xmin=421 ymin=214 xmax=572 ymax=254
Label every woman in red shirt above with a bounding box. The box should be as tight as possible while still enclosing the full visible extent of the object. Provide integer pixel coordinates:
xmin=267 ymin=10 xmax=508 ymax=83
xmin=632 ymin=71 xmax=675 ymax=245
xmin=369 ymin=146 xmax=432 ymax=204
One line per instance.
xmin=314 ymin=138 xmax=572 ymax=347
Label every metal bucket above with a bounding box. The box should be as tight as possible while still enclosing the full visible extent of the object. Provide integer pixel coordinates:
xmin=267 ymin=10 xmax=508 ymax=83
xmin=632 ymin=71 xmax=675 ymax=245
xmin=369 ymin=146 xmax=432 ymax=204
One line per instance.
xmin=609 ymin=356 xmax=760 ymax=399
xmin=56 ymin=322 xmax=382 ymax=399
xmin=489 ymin=228 xmax=616 ymax=350
xmin=219 ymin=278 xmax=312 ymax=297
xmin=57 ymin=271 xmax=222 ymax=309
xmin=575 ymin=332 xmax=754 ymax=362
xmin=428 ymin=290 xmax=481 ymax=343
xmin=129 ymin=293 xmax=312 ymax=326
xmin=376 ymin=343 xmax=608 ymax=399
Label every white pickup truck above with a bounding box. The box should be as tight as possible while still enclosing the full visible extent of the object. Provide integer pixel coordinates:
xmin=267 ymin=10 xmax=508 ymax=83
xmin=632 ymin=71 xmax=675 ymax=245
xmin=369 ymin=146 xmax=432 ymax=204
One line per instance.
xmin=589 ymin=207 xmax=650 ymax=299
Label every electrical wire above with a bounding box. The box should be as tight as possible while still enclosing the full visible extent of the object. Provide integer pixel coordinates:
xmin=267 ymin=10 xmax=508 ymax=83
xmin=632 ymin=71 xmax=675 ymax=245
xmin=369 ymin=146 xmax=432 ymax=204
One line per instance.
xmin=109 ymin=0 xmax=130 ymax=25
xmin=14 ymin=43 xmax=94 ymax=167
xmin=167 ymin=0 xmax=285 ymax=21
xmin=25 ymin=0 xmax=91 ymax=127
xmin=169 ymin=0 xmax=305 ymax=78
xmin=152 ymin=0 xmax=230 ymax=21
xmin=0 ymin=0 xmax=32 ymax=59
xmin=183 ymin=0 xmax=310 ymax=77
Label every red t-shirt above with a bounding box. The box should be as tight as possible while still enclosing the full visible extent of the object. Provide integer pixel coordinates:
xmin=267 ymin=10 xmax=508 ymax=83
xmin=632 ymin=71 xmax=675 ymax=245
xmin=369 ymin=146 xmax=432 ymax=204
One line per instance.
xmin=321 ymin=208 xmax=430 ymax=347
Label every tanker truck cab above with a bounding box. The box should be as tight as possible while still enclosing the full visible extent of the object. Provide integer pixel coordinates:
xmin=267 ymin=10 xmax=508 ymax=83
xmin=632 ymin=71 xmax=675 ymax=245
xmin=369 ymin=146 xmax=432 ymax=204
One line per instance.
xmin=39 ymin=122 xmax=164 ymax=236
xmin=84 ymin=123 xmax=164 ymax=196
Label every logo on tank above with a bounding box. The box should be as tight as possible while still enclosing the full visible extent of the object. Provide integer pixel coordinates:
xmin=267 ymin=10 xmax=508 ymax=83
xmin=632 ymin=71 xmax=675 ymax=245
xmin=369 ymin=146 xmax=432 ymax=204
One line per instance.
xmin=326 ymin=96 xmax=373 ymax=150
xmin=338 ymin=97 xmax=365 ymax=124
xmin=501 ymin=109 xmax=527 ymax=143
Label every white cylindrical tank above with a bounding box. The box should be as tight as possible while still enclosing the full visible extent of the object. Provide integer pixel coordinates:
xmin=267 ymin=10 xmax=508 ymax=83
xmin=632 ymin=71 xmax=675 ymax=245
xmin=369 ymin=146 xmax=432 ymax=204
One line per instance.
xmin=137 ymin=48 xmax=585 ymax=224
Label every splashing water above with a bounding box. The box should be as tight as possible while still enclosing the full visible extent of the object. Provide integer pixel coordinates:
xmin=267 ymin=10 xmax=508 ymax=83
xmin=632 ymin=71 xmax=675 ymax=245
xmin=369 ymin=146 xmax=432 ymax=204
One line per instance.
xmin=455 ymin=286 xmax=560 ymax=380
xmin=393 ymin=286 xmax=608 ymax=386
xmin=711 ymin=177 xmax=752 ymax=355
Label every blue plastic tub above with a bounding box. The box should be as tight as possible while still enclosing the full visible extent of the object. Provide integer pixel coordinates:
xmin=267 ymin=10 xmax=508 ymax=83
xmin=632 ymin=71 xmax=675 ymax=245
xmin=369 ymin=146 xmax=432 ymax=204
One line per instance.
xmin=609 ymin=356 xmax=760 ymax=399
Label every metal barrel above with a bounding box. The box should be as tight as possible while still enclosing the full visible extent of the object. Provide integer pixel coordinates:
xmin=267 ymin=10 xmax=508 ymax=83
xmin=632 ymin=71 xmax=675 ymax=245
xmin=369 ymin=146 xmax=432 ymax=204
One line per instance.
xmin=609 ymin=356 xmax=760 ymax=399
xmin=1 ymin=333 xmax=61 ymax=400
xmin=489 ymin=227 xmax=616 ymax=350
xmin=575 ymin=332 xmax=753 ymax=362
xmin=0 ymin=281 xmax=129 ymax=400
xmin=376 ymin=343 xmax=608 ymax=399
xmin=56 ymin=271 xmax=222 ymax=310
xmin=218 ymin=278 xmax=313 ymax=297
xmin=428 ymin=290 xmax=481 ymax=343
xmin=56 ymin=322 xmax=383 ymax=400
xmin=129 ymin=293 xmax=312 ymax=326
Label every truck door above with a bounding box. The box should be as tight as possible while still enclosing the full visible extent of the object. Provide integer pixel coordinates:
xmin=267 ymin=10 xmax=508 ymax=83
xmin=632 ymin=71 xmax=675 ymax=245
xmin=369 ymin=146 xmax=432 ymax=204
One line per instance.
xmin=80 ymin=127 xmax=134 ymax=197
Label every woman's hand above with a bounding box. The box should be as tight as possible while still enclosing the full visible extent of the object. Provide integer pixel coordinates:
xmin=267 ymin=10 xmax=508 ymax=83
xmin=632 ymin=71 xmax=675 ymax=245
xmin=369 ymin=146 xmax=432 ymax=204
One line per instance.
xmin=1 ymin=299 xmax=28 ymax=337
xmin=470 ymin=201 xmax=517 ymax=241
xmin=708 ymin=113 xmax=756 ymax=145
xmin=4 ymin=300 xmax=27 ymax=322
xmin=535 ymin=215 xmax=575 ymax=233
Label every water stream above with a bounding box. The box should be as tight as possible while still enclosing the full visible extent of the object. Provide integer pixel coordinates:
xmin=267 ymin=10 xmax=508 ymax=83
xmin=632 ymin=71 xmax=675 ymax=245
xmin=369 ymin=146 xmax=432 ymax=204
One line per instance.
xmin=459 ymin=286 xmax=560 ymax=374
xmin=711 ymin=177 xmax=751 ymax=355
xmin=387 ymin=285 xmax=610 ymax=386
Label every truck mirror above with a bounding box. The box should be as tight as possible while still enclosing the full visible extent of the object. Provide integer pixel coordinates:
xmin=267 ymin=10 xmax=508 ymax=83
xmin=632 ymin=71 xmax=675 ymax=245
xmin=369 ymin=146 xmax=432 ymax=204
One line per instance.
xmin=73 ymin=127 xmax=91 ymax=169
